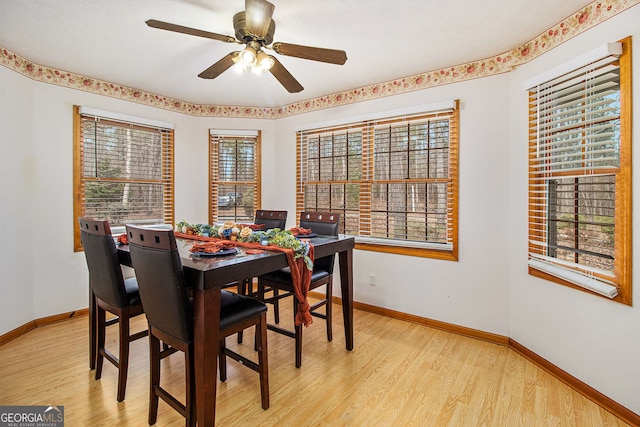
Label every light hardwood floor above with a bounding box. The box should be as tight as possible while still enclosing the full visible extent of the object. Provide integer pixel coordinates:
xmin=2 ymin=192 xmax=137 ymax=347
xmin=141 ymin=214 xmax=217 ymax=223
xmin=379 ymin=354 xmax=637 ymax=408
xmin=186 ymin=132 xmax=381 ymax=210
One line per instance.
xmin=0 ymin=298 xmax=630 ymax=426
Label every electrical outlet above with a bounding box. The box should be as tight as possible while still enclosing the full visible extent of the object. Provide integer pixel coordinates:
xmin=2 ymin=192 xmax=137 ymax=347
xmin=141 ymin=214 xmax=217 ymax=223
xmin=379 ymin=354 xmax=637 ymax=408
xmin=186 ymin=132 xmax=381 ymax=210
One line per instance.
xmin=369 ymin=273 xmax=376 ymax=286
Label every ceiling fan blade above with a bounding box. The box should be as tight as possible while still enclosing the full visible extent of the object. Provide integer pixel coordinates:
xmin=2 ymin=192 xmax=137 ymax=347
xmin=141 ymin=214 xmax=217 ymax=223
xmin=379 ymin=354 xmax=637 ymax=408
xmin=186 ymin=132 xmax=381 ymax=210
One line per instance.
xmin=198 ymin=52 xmax=239 ymax=79
xmin=245 ymin=0 xmax=275 ymax=38
xmin=271 ymin=42 xmax=347 ymax=65
xmin=146 ymin=19 xmax=237 ymax=43
xmin=269 ymin=57 xmax=303 ymax=93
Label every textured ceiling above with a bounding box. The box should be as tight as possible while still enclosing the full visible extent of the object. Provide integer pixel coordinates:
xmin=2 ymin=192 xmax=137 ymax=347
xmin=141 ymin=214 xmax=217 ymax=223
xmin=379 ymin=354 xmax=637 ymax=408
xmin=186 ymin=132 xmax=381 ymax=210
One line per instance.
xmin=0 ymin=0 xmax=596 ymax=108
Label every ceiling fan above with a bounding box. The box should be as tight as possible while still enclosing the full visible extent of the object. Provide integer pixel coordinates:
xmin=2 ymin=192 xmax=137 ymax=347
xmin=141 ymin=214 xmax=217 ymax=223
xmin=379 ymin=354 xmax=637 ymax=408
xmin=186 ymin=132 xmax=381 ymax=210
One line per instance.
xmin=146 ymin=0 xmax=347 ymax=93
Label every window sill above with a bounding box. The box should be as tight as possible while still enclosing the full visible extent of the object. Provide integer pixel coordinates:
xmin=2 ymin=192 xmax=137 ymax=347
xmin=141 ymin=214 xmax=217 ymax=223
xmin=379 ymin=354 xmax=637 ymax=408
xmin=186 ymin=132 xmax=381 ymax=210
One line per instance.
xmin=528 ymin=266 xmax=630 ymax=306
xmin=354 ymin=241 xmax=458 ymax=260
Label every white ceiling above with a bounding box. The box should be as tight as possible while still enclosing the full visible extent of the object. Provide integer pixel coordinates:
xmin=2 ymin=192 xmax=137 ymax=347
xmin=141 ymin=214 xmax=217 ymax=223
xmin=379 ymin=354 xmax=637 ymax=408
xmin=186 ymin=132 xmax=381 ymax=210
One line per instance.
xmin=0 ymin=0 xmax=594 ymax=108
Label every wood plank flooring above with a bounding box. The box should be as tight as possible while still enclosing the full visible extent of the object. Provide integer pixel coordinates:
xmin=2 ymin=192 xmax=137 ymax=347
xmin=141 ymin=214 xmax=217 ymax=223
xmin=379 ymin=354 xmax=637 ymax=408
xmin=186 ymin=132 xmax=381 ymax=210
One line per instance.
xmin=0 ymin=298 xmax=630 ymax=426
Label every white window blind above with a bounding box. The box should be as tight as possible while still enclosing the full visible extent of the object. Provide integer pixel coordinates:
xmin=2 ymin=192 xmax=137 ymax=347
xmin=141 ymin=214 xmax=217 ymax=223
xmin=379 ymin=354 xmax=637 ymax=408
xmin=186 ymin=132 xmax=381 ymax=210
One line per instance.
xmin=527 ymin=47 xmax=622 ymax=298
xmin=209 ymin=132 xmax=260 ymax=224
xmin=297 ymin=102 xmax=458 ymax=253
xmin=77 ymin=110 xmax=174 ymax=228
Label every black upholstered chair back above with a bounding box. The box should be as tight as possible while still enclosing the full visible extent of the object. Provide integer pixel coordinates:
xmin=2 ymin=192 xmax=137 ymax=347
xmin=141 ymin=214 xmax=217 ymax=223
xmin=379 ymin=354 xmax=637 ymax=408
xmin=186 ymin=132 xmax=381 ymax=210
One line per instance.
xmin=254 ymin=210 xmax=287 ymax=230
xmin=126 ymin=226 xmax=193 ymax=343
xmin=79 ymin=218 xmax=129 ymax=308
xmin=300 ymin=211 xmax=340 ymax=274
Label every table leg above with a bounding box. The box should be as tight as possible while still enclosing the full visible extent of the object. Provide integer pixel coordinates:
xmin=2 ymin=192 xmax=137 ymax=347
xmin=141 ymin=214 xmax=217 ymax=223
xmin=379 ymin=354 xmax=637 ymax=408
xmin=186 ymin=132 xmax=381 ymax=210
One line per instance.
xmin=338 ymin=249 xmax=354 ymax=350
xmin=89 ymin=283 xmax=97 ymax=369
xmin=194 ymin=287 xmax=221 ymax=426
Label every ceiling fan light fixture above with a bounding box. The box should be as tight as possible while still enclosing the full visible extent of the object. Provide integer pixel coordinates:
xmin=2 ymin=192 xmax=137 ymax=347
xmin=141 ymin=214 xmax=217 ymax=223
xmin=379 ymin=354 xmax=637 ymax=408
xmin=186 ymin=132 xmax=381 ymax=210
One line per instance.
xmin=256 ymin=51 xmax=275 ymax=72
xmin=239 ymin=45 xmax=257 ymax=66
xmin=229 ymin=51 xmax=246 ymax=73
xmin=233 ymin=62 xmax=248 ymax=74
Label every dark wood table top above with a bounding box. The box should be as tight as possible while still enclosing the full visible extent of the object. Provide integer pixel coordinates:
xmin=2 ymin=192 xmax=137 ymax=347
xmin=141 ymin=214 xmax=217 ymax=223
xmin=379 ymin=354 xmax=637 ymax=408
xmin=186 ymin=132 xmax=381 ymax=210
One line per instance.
xmin=117 ymin=234 xmax=355 ymax=290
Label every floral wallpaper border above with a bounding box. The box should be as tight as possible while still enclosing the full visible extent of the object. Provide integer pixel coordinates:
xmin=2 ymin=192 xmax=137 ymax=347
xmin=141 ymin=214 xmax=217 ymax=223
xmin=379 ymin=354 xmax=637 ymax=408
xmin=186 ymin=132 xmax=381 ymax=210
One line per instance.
xmin=1 ymin=0 xmax=638 ymax=119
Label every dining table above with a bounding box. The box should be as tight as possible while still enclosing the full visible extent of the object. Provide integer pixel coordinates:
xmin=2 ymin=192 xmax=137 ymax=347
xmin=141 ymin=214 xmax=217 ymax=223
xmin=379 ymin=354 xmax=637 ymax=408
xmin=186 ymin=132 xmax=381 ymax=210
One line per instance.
xmin=89 ymin=233 xmax=355 ymax=426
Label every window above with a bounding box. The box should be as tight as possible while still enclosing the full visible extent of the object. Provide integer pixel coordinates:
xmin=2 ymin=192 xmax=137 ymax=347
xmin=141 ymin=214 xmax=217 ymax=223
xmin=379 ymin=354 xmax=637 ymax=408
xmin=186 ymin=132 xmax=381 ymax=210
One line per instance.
xmin=297 ymin=101 xmax=459 ymax=259
xmin=527 ymin=38 xmax=631 ymax=304
xmin=209 ymin=130 xmax=261 ymax=224
xmin=73 ymin=106 xmax=174 ymax=251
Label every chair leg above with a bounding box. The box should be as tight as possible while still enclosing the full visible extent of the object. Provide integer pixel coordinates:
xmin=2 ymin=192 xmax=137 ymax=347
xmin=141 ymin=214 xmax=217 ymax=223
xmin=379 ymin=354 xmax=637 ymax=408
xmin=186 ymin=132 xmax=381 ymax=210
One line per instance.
xmin=257 ymin=280 xmax=267 ymax=307
xmin=116 ymin=310 xmax=130 ymax=402
xmin=219 ymin=338 xmax=227 ymax=382
xmin=148 ymin=332 xmax=161 ymax=425
xmin=184 ymin=346 xmax=196 ymax=427
xmin=256 ymin=313 xmax=269 ymax=409
xmin=89 ymin=288 xmax=97 ymax=370
xmin=238 ymin=280 xmax=246 ymax=296
xmin=273 ymin=289 xmax=280 ymax=324
xmin=237 ymin=280 xmax=247 ymax=344
xmin=95 ymin=307 xmax=106 ymax=380
xmin=294 ymin=323 xmax=303 ymax=369
xmin=326 ymin=282 xmax=333 ymax=342
xmin=293 ymin=299 xmax=302 ymax=368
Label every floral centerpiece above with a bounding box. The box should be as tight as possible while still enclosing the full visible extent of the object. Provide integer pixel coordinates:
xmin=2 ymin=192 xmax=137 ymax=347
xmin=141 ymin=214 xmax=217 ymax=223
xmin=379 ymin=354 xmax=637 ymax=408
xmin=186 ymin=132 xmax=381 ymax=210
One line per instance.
xmin=217 ymin=221 xmax=241 ymax=240
xmin=176 ymin=220 xmax=197 ymax=235
xmin=242 ymin=227 xmax=312 ymax=269
xmin=175 ymin=220 xmax=312 ymax=270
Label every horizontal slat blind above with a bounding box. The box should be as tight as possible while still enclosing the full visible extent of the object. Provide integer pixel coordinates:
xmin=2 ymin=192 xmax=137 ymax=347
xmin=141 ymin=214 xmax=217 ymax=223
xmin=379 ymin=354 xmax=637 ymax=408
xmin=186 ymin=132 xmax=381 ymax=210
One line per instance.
xmin=79 ymin=114 xmax=174 ymax=227
xmin=297 ymin=103 xmax=458 ymax=252
xmin=528 ymin=51 xmax=622 ymax=297
xmin=209 ymin=134 xmax=259 ymax=224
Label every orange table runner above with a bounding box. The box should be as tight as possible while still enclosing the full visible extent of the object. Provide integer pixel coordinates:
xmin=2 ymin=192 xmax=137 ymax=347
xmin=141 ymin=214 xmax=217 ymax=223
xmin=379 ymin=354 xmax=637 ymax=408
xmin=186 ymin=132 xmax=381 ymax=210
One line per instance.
xmin=175 ymin=232 xmax=315 ymax=326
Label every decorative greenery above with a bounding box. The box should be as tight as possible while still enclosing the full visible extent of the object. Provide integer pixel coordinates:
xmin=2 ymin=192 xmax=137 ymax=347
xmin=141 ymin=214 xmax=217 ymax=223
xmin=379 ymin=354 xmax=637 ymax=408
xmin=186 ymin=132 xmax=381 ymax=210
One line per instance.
xmin=175 ymin=221 xmax=313 ymax=270
xmin=267 ymin=230 xmax=313 ymax=270
xmin=175 ymin=220 xmax=189 ymax=232
xmin=199 ymin=224 xmax=211 ymax=236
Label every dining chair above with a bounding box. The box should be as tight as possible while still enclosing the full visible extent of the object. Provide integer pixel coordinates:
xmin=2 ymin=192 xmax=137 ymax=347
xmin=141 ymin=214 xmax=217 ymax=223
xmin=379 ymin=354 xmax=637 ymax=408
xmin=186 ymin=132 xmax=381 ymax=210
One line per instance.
xmin=238 ymin=209 xmax=288 ymax=297
xmin=235 ymin=210 xmax=288 ymax=344
xmin=253 ymin=209 xmax=288 ymax=230
xmin=126 ymin=225 xmax=269 ymax=426
xmin=257 ymin=211 xmax=340 ymax=368
xmin=78 ymin=217 xmax=148 ymax=402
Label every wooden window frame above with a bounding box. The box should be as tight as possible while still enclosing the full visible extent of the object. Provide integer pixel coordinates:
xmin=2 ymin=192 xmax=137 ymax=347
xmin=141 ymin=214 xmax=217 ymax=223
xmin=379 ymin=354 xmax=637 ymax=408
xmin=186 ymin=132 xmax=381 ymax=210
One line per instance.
xmin=296 ymin=101 xmax=459 ymax=260
xmin=209 ymin=131 xmax=262 ymax=224
xmin=527 ymin=37 xmax=632 ymax=304
xmin=73 ymin=106 xmax=175 ymax=251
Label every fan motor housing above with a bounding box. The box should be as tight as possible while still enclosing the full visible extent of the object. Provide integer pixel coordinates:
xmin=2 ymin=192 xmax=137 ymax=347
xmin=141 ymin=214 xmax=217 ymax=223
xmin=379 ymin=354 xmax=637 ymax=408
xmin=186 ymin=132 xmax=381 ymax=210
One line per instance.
xmin=233 ymin=11 xmax=275 ymax=44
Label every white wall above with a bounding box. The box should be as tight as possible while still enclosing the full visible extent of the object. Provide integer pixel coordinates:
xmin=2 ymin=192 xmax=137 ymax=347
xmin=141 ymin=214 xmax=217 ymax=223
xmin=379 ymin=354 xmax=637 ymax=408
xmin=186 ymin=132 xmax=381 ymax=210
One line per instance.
xmin=0 ymin=66 xmax=35 ymax=331
xmin=0 ymin=4 xmax=638 ymax=415
xmin=1 ymin=63 xmax=513 ymax=339
xmin=275 ymin=77 xmax=512 ymax=336
xmin=0 ymin=79 xmax=276 ymax=329
xmin=508 ymin=6 xmax=640 ymax=414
